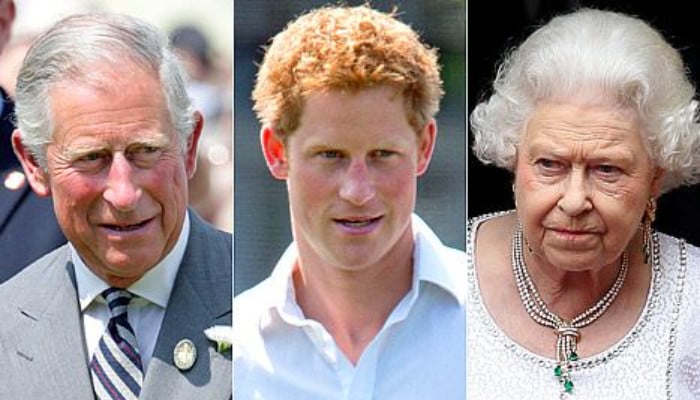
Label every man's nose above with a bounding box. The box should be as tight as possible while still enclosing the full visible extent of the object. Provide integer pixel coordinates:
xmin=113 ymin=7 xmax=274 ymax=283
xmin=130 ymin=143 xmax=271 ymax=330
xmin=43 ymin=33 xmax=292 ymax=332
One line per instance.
xmin=102 ymin=153 xmax=142 ymax=212
xmin=338 ymin=159 xmax=376 ymax=206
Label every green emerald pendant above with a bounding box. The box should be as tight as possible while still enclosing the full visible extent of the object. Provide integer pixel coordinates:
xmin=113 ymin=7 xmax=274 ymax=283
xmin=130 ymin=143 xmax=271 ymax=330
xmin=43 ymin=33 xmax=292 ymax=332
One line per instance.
xmin=564 ymin=379 xmax=574 ymax=393
xmin=554 ymin=365 xmax=562 ymax=377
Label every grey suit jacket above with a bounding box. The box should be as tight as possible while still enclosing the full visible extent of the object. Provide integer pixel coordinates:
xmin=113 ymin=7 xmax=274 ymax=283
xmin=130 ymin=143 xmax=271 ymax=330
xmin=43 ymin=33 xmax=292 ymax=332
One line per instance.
xmin=0 ymin=210 xmax=232 ymax=399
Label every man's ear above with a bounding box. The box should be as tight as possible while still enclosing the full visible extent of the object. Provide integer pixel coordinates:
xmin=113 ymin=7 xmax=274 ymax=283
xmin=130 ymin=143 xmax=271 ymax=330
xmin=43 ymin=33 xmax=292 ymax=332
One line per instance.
xmin=185 ymin=111 xmax=204 ymax=179
xmin=11 ymin=129 xmax=51 ymax=196
xmin=416 ymin=119 xmax=437 ymax=176
xmin=260 ymin=126 xmax=288 ymax=180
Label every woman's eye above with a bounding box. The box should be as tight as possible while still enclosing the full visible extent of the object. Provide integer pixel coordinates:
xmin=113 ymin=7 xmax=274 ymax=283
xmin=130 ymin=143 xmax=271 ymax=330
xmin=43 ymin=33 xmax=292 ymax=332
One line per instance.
xmin=535 ymin=158 xmax=562 ymax=170
xmin=596 ymin=164 xmax=621 ymax=174
xmin=593 ymin=164 xmax=623 ymax=181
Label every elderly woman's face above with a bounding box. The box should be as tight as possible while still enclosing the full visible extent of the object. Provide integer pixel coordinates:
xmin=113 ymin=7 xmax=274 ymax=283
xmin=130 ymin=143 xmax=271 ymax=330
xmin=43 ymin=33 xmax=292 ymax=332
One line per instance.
xmin=514 ymin=101 xmax=661 ymax=272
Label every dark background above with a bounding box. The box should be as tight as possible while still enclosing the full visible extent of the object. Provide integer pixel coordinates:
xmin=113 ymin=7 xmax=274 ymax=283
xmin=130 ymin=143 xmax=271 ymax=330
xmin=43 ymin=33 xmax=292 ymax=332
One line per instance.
xmin=468 ymin=0 xmax=700 ymax=246
xmin=235 ymin=0 xmax=466 ymax=294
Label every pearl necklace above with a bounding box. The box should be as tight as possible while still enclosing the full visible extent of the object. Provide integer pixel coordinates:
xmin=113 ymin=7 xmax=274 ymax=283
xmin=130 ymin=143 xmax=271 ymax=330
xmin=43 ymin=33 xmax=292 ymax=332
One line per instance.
xmin=511 ymin=222 xmax=629 ymax=396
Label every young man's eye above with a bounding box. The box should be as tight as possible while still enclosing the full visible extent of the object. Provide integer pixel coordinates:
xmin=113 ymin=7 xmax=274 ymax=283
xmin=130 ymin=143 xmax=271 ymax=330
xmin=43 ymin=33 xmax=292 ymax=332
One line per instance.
xmin=371 ymin=149 xmax=395 ymax=158
xmin=319 ymin=150 xmax=341 ymax=159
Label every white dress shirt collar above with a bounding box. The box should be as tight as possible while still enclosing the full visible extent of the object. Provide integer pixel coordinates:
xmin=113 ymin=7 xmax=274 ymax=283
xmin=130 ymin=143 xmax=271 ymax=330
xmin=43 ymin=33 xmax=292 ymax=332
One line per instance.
xmin=73 ymin=212 xmax=190 ymax=310
xmin=262 ymin=213 xmax=465 ymax=329
xmin=234 ymin=213 xmax=467 ymax=399
xmin=411 ymin=213 xmax=466 ymax=304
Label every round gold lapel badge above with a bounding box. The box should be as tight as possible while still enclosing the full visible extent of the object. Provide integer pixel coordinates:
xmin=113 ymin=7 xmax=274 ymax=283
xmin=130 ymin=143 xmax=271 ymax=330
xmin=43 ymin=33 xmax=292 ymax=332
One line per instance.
xmin=173 ymin=339 xmax=197 ymax=371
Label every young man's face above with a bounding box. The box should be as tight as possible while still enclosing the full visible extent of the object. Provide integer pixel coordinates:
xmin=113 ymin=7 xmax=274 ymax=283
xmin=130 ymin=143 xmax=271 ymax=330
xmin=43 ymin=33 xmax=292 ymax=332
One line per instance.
xmin=263 ymin=85 xmax=436 ymax=271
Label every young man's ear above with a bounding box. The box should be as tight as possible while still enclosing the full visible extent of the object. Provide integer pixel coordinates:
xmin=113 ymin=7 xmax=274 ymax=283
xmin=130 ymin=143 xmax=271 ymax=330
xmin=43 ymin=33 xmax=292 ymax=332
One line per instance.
xmin=261 ymin=126 xmax=288 ymax=179
xmin=11 ymin=129 xmax=51 ymax=196
xmin=416 ymin=119 xmax=437 ymax=176
xmin=185 ymin=110 xmax=204 ymax=179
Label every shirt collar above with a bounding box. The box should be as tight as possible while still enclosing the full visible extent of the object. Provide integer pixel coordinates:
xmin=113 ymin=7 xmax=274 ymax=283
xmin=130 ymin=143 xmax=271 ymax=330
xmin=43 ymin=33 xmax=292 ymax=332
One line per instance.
xmin=265 ymin=244 xmax=305 ymax=325
xmin=73 ymin=213 xmax=191 ymax=311
xmin=410 ymin=214 xmax=466 ymax=305
xmin=264 ymin=213 xmax=466 ymax=327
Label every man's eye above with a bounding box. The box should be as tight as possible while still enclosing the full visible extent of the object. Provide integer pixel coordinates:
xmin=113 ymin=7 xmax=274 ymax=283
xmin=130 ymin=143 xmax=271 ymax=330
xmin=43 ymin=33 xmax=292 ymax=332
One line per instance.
xmin=319 ymin=150 xmax=341 ymax=159
xmin=132 ymin=145 xmax=160 ymax=154
xmin=371 ymin=149 xmax=395 ymax=158
xmin=71 ymin=151 xmax=109 ymax=171
xmin=129 ymin=145 xmax=162 ymax=163
xmin=141 ymin=146 xmax=159 ymax=153
xmin=76 ymin=152 xmax=106 ymax=163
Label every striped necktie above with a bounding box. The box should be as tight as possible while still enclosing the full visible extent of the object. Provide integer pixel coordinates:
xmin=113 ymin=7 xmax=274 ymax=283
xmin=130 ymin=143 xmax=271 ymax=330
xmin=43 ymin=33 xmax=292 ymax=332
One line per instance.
xmin=90 ymin=288 xmax=144 ymax=400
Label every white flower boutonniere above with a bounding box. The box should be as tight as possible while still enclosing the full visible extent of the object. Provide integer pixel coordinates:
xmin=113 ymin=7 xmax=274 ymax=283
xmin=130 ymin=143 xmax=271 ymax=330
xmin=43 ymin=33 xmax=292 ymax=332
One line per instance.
xmin=204 ymin=325 xmax=233 ymax=353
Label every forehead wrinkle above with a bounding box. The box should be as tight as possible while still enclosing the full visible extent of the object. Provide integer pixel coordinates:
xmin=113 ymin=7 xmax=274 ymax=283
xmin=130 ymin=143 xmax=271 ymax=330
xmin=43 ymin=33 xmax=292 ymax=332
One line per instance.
xmin=526 ymin=100 xmax=640 ymax=141
xmin=528 ymin=106 xmax=637 ymax=138
xmin=535 ymin=116 xmax=634 ymax=139
xmin=54 ymin=108 xmax=172 ymax=145
xmin=527 ymin=127 xmax=638 ymax=164
xmin=58 ymin=129 xmax=171 ymax=157
xmin=55 ymin=104 xmax=163 ymax=129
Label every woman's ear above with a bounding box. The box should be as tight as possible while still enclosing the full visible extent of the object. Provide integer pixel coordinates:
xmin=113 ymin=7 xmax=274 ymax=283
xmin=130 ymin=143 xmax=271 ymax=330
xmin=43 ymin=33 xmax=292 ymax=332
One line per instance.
xmin=650 ymin=167 xmax=665 ymax=198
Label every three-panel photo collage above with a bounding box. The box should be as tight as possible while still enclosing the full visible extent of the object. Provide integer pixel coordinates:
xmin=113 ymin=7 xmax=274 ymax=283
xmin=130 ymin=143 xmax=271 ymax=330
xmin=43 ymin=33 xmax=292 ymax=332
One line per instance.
xmin=1 ymin=1 xmax=700 ymax=398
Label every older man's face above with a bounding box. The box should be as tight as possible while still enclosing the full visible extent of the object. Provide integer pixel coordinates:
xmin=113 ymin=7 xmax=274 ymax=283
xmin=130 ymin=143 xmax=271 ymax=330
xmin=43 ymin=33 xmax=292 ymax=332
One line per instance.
xmin=40 ymin=64 xmax=199 ymax=287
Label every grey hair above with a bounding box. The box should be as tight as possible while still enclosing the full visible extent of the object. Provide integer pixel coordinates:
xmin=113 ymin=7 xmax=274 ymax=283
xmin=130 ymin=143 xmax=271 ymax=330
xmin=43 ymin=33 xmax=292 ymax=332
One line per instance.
xmin=15 ymin=12 xmax=195 ymax=168
xmin=470 ymin=8 xmax=700 ymax=193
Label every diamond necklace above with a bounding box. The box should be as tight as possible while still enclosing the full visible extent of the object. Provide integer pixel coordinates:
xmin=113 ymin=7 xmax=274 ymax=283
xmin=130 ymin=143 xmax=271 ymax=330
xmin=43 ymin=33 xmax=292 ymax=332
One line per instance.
xmin=511 ymin=222 xmax=629 ymax=396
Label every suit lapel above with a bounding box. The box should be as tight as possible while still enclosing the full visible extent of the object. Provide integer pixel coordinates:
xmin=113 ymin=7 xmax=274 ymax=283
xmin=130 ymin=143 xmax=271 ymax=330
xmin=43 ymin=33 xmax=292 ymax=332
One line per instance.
xmin=10 ymin=249 xmax=94 ymax=399
xmin=140 ymin=212 xmax=232 ymax=400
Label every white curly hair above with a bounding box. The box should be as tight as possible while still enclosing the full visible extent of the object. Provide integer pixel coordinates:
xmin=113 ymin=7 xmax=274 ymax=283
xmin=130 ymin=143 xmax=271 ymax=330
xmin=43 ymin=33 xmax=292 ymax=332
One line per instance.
xmin=470 ymin=8 xmax=700 ymax=193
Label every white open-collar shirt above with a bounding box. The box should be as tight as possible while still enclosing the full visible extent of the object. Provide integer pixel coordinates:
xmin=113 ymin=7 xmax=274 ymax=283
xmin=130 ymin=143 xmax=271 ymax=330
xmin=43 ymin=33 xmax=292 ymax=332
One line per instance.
xmin=73 ymin=213 xmax=190 ymax=371
xmin=234 ymin=214 xmax=467 ymax=399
